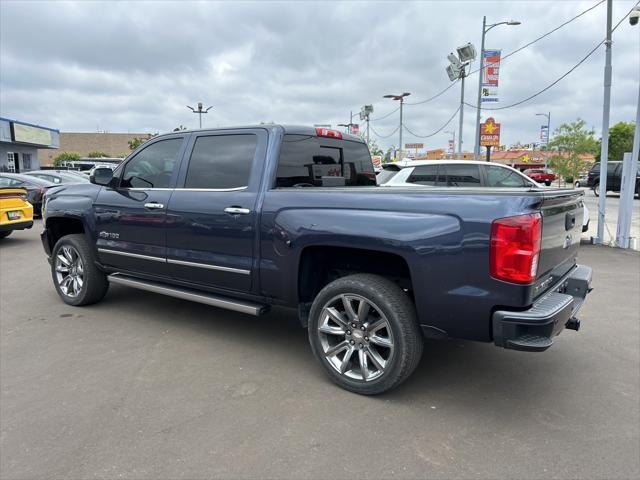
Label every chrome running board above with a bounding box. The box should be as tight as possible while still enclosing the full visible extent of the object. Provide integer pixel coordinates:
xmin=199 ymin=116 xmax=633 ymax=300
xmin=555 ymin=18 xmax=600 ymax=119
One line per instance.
xmin=107 ymin=273 xmax=268 ymax=316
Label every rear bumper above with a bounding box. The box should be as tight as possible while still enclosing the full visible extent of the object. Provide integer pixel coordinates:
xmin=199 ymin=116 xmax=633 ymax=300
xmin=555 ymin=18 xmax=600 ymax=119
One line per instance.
xmin=0 ymin=220 xmax=33 ymax=232
xmin=492 ymin=265 xmax=592 ymax=352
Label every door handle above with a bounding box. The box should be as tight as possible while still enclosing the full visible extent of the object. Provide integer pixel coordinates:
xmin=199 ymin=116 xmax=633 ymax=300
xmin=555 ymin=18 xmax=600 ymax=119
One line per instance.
xmin=144 ymin=202 xmax=164 ymax=209
xmin=224 ymin=207 xmax=251 ymax=215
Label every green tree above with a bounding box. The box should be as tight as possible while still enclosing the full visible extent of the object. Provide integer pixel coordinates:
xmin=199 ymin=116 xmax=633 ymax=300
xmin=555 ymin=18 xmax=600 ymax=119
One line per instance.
xmin=52 ymin=152 xmax=80 ymax=167
xmin=548 ymin=119 xmax=599 ymax=185
xmin=598 ymin=121 xmax=635 ymax=161
xmin=87 ymin=151 xmax=109 ymax=158
xmin=358 ymin=135 xmax=383 ymax=156
xmin=128 ymin=137 xmax=148 ymax=150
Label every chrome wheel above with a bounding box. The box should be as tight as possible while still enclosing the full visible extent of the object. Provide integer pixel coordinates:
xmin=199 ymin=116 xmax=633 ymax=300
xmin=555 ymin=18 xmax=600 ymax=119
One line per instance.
xmin=318 ymin=294 xmax=394 ymax=382
xmin=55 ymin=245 xmax=84 ymax=298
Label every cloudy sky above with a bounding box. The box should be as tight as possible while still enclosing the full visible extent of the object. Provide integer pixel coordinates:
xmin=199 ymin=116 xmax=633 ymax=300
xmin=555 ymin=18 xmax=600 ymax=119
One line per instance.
xmin=1 ymin=0 xmax=638 ymax=153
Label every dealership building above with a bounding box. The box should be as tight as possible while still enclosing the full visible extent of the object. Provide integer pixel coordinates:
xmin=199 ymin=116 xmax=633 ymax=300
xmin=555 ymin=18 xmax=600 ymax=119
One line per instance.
xmin=0 ymin=117 xmax=59 ymax=172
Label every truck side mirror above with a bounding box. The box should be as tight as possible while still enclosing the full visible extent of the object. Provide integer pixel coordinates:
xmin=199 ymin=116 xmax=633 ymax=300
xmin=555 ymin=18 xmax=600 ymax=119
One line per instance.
xmin=90 ymin=167 xmax=114 ymax=186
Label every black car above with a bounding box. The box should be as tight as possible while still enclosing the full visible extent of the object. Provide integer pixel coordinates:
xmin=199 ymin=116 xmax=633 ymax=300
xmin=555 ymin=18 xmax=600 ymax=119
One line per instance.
xmin=24 ymin=170 xmax=89 ymax=185
xmin=587 ymin=161 xmax=640 ymax=197
xmin=0 ymin=173 xmax=55 ymax=216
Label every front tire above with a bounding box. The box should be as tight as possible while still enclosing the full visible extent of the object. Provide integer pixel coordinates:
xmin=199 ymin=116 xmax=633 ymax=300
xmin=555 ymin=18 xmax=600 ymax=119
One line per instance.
xmin=51 ymin=234 xmax=108 ymax=306
xmin=544 ymin=180 xmax=552 ymax=186
xmin=593 ymin=182 xmax=600 ymax=197
xmin=308 ymin=274 xmax=423 ymax=395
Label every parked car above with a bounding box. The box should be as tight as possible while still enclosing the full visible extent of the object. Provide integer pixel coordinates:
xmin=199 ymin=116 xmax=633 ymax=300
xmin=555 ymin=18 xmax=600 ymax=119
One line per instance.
xmin=379 ymin=160 xmax=590 ymax=232
xmin=523 ymin=168 xmax=556 ymax=186
xmin=587 ymin=161 xmax=640 ymax=197
xmin=41 ymin=125 xmax=592 ymax=394
xmin=0 ymin=173 xmax=54 ymax=216
xmin=378 ymin=160 xmax=540 ymax=188
xmin=574 ymin=172 xmax=589 ymax=188
xmin=0 ymin=187 xmax=33 ymax=239
xmin=24 ymin=170 xmax=90 ymax=185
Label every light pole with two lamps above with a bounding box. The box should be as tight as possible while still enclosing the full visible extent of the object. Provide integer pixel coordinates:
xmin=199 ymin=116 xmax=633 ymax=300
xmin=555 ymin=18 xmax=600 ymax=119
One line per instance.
xmin=187 ymin=102 xmax=213 ymax=129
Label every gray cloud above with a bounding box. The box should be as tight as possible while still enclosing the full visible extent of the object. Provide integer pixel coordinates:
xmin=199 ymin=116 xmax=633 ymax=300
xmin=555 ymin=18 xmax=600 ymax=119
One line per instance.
xmin=1 ymin=0 xmax=637 ymax=153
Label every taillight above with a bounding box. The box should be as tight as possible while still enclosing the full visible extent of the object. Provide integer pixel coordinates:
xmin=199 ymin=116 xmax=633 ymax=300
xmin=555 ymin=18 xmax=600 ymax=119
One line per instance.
xmin=315 ymin=127 xmax=343 ymax=139
xmin=490 ymin=213 xmax=542 ymax=284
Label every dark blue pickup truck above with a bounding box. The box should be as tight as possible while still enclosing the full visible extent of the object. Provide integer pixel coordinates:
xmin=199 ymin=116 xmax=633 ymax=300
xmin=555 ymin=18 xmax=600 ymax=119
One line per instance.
xmin=41 ymin=125 xmax=592 ymax=394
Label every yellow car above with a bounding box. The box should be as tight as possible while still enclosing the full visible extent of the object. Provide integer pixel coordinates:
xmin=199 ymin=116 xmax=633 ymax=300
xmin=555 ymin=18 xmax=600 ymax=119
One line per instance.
xmin=0 ymin=187 xmax=34 ymax=240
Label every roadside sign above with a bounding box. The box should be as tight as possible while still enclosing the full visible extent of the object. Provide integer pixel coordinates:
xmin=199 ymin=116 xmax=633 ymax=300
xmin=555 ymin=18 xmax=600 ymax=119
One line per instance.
xmin=540 ymin=125 xmax=549 ymax=144
xmin=481 ymin=49 xmax=501 ymax=103
xmin=480 ymin=117 xmax=501 ymax=147
xmin=405 ymin=143 xmax=423 ymax=149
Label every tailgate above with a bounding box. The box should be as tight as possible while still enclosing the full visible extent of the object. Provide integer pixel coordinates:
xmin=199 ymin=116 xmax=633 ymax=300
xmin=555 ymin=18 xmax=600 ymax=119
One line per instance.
xmin=534 ymin=189 xmax=584 ymax=296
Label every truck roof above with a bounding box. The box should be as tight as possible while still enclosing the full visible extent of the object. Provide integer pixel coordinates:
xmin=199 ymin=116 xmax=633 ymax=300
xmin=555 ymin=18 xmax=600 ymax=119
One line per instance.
xmin=157 ymin=125 xmax=365 ymax=143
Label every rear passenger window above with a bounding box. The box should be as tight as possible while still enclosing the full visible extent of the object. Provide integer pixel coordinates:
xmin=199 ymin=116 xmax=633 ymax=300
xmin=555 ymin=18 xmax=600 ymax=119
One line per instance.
xmin=275 ymin=134 xmax=375 ymax=187
xmin=444 ymin=164 xmax=481 ymax=187
xmin=407 ymin=165 xmax=438 ymax=186
xmin=485 ymin=165 xmax=527 ymax=187
xmin=185 ymin=135 xmax=257 ymax=189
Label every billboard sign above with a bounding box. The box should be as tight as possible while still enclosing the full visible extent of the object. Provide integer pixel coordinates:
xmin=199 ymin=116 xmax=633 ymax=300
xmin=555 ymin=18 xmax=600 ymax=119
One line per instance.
xmin=480 ymin=117 xmax=501 ymax=147
xmin=481 ymin=49 xmax=501 ymax=103
xmin=405 ymin=143 xmax=424 ymax=150
xmin=11 ymin=123 xmax=53 ymax=146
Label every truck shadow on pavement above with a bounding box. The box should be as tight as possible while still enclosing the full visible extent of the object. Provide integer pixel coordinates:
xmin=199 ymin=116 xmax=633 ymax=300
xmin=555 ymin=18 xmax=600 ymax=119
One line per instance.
xmin=98 ymin=284 xmax=573 ymax=414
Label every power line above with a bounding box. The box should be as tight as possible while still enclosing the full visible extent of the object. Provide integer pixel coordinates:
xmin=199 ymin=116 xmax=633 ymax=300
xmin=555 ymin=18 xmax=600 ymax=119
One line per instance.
xmin=401 ymin=106 xmax=461 ymax=138
xmin=465 ymin=1 xmax=639 ymax=112
xmin=391 ymin=0 xmax=606 ymax=111
xmin=370 ymin=124 xmax=400 ymax=139
xmin=404 ymin=81 xmax=459 ymax=106
xmin=469 ymin=0 xmax=606 ymax=75
xmin=369 ymin=106 xmax=400 ymax=122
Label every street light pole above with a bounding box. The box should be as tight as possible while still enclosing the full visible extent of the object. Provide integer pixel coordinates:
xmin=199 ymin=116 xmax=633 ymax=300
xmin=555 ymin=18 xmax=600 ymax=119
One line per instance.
xmin=473 ymin=18 xmax=521 ymax=160
xmin=187 ymin=102 xmax=213 ymax=129
xmin=384 ymin=93 xmax=411 ymax=161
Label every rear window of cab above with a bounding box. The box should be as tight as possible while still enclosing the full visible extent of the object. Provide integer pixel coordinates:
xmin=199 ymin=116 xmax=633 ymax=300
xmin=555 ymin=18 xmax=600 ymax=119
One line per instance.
xmin=275 ymin=134 xmax=376 ymax=188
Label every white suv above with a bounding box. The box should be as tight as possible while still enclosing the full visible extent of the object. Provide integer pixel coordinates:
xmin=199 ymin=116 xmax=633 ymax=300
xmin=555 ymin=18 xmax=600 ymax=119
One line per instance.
xmin=378 ymin=160 xmax=539 ymax=188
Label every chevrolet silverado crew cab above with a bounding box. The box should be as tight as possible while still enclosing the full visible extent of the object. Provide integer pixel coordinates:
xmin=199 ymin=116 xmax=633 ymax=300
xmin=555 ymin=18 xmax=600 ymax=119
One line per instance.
xmin=41 ymin=125 xmax=592 ymax=394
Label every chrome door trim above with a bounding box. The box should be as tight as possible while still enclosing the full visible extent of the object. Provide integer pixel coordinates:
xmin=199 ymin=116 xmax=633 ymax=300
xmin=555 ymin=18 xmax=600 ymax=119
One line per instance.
xmin=97 ymin=248 xmax=166 ymax=263
xmin=167 ymin=258 xmax=250 ymax=275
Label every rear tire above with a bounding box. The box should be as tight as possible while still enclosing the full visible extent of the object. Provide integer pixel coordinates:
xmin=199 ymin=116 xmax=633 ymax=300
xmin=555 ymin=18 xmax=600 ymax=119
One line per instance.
xmin=544 ymin=180 xmax=551 ymax=186
xmin=308 ymin=274 xmax=423 ymax=395
xmin=0 ymin=231 xmax=12 ymax=239
xmin=593 ymin=182 xmax=600 ymax=197
xmin=51 ymin=234 xmax=108 ymax=306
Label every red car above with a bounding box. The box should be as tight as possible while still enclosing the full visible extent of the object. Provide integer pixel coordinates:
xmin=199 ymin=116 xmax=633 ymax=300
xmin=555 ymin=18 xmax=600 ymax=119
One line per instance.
xmin=524 ymin=168 xmax=556 ymax=186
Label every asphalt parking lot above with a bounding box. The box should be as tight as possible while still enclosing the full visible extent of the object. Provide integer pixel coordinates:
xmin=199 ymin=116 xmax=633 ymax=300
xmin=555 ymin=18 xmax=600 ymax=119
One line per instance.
xmin=1 ymin=223 xmax=639 ymax=480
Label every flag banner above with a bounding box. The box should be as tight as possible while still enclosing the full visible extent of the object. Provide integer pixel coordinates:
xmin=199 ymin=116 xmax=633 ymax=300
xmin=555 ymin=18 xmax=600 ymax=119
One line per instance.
xmin=481 ymin=49 xmax=501 ymax=103
xmin=350 ymin=124 xmax=359 ymax=134
xmin=540 ymin=125 xmax=549 ymax=144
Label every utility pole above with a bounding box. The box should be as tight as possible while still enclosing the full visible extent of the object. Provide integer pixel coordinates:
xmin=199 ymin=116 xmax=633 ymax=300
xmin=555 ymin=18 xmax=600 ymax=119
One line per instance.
xmin=187 ymin=102 xmax=213 ymax=129
xmin=616 ymin=7 xmax=640 ymax=249
xmin=458 ymin=67 xmax=466 ymax=160
xmin=383 ymin=93 xmax=411 ymax=161
xmin=595 ymin=0 xmax=613 ymax=245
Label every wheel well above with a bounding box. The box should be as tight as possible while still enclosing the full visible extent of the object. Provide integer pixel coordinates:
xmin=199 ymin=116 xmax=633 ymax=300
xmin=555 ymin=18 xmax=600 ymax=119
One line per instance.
xmin=298 ymin=246 xmax=413 ymax=306
xmin=46 ymin=217 xmax=85 ymax=251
